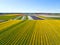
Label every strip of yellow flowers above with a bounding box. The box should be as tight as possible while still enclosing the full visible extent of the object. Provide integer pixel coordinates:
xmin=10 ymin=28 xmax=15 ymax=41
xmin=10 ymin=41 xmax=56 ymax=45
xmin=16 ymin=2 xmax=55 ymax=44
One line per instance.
xmin=0 ymin=20 xmax=22 ymax=31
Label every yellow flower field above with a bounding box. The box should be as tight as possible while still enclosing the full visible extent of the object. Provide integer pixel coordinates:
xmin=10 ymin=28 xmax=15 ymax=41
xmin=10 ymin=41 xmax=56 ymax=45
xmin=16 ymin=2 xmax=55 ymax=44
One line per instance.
xmin=0 ymin=20 xmax=60 ymax=45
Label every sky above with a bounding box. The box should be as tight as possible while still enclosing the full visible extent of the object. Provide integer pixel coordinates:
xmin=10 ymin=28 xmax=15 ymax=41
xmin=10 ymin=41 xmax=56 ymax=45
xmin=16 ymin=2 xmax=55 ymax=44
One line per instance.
xmin=0 ymin=0 xmax=60 ymax=13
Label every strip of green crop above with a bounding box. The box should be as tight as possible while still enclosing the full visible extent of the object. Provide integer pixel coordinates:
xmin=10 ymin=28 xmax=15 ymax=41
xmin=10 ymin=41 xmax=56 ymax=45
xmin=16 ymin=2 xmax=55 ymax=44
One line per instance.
xmin=25 ymin=16 xmax=29 ymax=20
xmin=18 ymin=21 xmax=36 ymax=45
xmin=0 ymin=20 xmax=29 ymax=45
xmin=0 ymin=16 xmax=17 ymax=20
xmin=18 ymin=16 xmax=23 ymax=20
xmin=6 ymin=20 xmax=30 ymax=45
xmin=46 ymin=17 xmax=60 ymax=20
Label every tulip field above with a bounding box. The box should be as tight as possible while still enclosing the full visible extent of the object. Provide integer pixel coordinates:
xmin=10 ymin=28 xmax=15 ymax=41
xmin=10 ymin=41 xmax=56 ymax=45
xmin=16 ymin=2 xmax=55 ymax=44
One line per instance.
xmin=0 ymin=14 xmax=60 ymax=45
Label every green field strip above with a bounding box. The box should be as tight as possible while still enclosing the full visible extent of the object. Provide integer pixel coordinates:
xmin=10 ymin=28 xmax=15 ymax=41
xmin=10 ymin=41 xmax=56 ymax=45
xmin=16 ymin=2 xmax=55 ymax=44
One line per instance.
xmin=4 ymin=20 xmax=30 ymax=45
xmin=17 ymin=16 xmax=23 ymax=20
xmin=45 ymin=17 xmax=60 ymax=20
xmin=38 ymin=16 xmax=60 ymax=20
xmin=18 ymin=21 xmax=36 ymax=45
xmin=28 ymin=21 xmax=40 ymax=45
xmin=11 ymin=16 xmax=20 ymax=20
xmin=38 ymin=16 xmax=46 ymax=20
xmin=0 ymin=16 xmax=17 ymax=20
xmin=9 ymin=20 xmax=32 ymax=45
xmin=14 ymin=21 xmax=35 ymax=45
xmin=25 ymin=16 xmax=29 ymax=20
xmin=14 ymin=16 xmax=23 ymax=20
xmin=25 ymin=23 xmax=35 ymax=45
xmin=16 ymin=22 xmax=33 ymax=45
xmin=21 ymin=16 xmax=26 ymax=20
xmin=0 ymin=20 xmax=30 ymax=45
xmin=32 ymin=21 xmax=40 ymax=45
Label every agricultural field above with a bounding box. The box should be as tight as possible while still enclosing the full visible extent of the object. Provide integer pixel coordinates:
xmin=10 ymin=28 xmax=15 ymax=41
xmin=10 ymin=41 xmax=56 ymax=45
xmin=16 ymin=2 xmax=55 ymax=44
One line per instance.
xmin=0 ymin=14 xmax=60 ymax=45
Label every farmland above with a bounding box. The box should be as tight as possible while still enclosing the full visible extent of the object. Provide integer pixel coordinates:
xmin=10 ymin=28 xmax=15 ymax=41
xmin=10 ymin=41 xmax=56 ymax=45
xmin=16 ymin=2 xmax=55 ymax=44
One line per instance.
xmin=0 ymin=13 xmax=60 ymax=45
